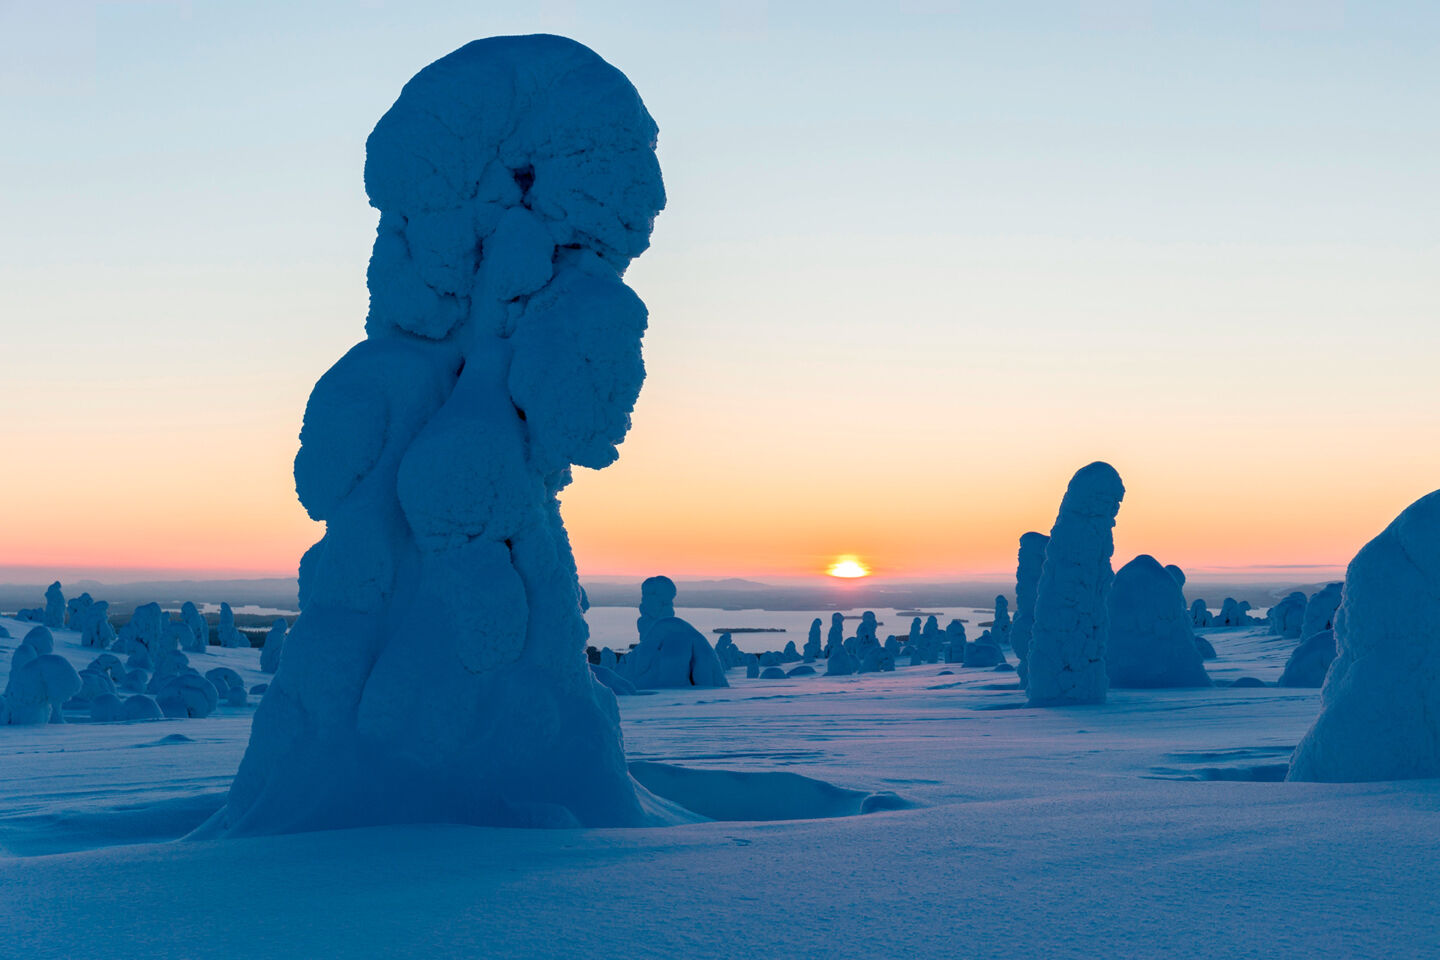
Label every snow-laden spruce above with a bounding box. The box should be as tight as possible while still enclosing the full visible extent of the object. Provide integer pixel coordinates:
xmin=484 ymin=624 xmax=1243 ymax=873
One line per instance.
xmin=713 ymin=634 xmax=744 ymax=669
xmin=825 ymin=634 xmax=859 ymax=676
xmin=991 ymin=596 xmax=1011 ymax=648
xmin=1189 ymin=599 xmax=1213 ymax=627
xmin=944 ymin=620 xmax=966 ymax=663
xmin=43 ymin=582 xmax=65 ymax=628
xmin=824 ymin=613 xmax=844 ymax=658
xmin=1302 ymin=582 xmax=1343 ymax=639
xmin=116 ymin=603 xmax=169 ymax=668
xmin=1268 ymin=592 xmax=1308 ymax=638
xmin=217 ymin=36 xmax=667 ymax=834
xmin=64 ymin=592 xmax=92 ymax=630
xmin=180 ymin=602 xmax=208 ymax=652
xmin=3 ymin=627 xmax=81 ymax=725
xmin=1026 ymin=462 xmax=1125 ymax=706
xmin=803 ymin=619 xmax=823 ymax=661
xmin=1011 ymin=531 xmax=1049 ymax=684
xmin=1216 ymin=598 xmax=1253 ymax=627
xmin=1288 ymin=491 xmax=1440 ymax=782
xmin=920 ymin=615 xmax=942 ymax=664
xmin=217 ymin=603 xmax=247 ymax=648
xmin=620 ymin=577 xmax=728 ymax=689
xmin=260 ymin=618 xmax=287 ymax=674
xmin=1106 ymin=555 xmax=1210 ymax=688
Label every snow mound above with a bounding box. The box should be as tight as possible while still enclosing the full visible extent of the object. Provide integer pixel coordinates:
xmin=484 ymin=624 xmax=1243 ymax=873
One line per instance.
xmin=155 ymin=673 xmax=219 ymax=719
xmin=628 ymin=762 xmax=911 ymax=822
xmin=218 ymin=35 xmax=667 ymax=835
xmin=590 ymin=664 xmax=637 ymax=697
xmin=1289 ymin=490 xmax=1440 ymax=782
xmin=1277 ymin=630 xmax=1336 ymax=688
xmin=1026 ymin=462 xmax=1125 ymax=706
xmin=1106 ymin=555 xmax=1210 ymax=689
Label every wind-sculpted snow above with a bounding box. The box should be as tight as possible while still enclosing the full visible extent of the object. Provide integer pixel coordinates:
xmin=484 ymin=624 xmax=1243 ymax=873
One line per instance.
xmin=1289 ymin=491 xmax=1440 ymax=782
xmin=1026 ymin=462 xmax=1125 ymax=706
xmin=621 ymin=578 xmax=728 ymax=690
xmin=218 ymin=35 xmax=666 ymax=835
xmin=1012 ymin=532 xmax=1049 ymax=684
xmin=1106 ymin=555 xmax=1210 ymax=689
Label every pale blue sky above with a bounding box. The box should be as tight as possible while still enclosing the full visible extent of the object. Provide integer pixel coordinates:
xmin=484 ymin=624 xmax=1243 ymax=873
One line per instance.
xmin=1 ymin=0 xmax=1437 ymax=578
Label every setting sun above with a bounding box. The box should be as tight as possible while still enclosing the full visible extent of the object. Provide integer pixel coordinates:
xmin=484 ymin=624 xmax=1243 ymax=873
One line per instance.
xmin=826 ymin=555 xmax=870 ymax=579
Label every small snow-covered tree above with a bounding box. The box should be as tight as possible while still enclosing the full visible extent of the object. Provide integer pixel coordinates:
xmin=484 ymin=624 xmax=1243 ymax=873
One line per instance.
xmin=1011 ymin=531 xmax=1049 ymax=685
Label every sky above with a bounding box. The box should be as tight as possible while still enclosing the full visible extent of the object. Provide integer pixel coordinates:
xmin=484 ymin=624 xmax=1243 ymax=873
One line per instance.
xmin=0 ymin=0 xmax=1436 ymax=582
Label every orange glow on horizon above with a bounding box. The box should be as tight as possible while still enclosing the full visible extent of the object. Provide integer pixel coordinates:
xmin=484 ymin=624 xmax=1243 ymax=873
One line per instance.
xmin=826 ymin=556 xmax=871 ymax=579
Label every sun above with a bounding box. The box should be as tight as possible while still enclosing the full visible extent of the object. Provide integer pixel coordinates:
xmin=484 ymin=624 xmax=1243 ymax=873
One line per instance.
xmin=826 ymin=555 xmax=871 ymax=579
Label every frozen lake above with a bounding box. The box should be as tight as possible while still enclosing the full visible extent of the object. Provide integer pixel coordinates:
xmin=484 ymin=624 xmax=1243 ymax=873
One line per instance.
xmin=584 ymin=605 xmax=996 ymax=655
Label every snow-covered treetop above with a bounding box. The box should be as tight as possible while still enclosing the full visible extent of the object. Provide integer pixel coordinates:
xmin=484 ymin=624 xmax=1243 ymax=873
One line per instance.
xmin=363 ymin=33 xmax=665 ymax=341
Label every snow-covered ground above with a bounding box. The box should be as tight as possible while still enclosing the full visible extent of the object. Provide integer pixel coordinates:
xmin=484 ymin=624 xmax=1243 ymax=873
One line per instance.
xmin=3 ymin=613 xmax=1437 ymax=959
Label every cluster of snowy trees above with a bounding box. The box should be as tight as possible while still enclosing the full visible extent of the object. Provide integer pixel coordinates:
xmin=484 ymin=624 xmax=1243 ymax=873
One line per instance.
xmin=3 ymin=581 xmax=287 ymax=725
xmin=10 ymin=582 xmax=292 ymax=672
xmin=1006 ymin=462 xmax=1219 ymax=706
xmin=18 ymin=35 xmax=1433 ymax=850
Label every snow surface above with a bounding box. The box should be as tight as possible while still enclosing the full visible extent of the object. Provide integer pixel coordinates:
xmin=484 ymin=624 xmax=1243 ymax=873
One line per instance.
xmin=2 ymin=612 xmax=1439 ymax=958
